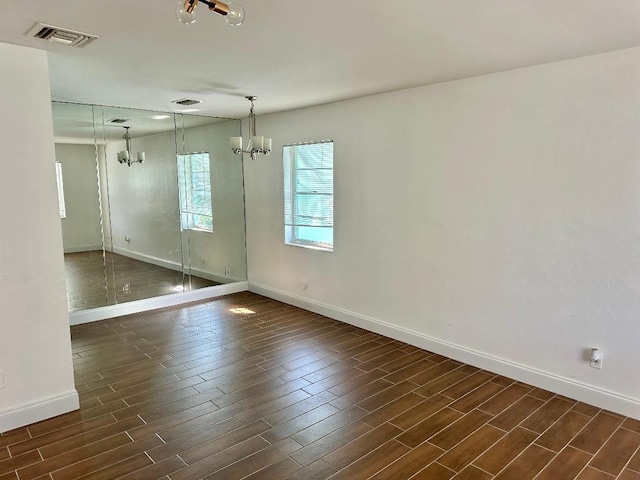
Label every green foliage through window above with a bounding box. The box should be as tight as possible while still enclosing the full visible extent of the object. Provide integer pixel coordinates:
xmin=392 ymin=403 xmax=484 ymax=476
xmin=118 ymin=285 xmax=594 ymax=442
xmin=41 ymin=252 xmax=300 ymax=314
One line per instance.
xmin=177 ymin=152 xmax=213 ymax=232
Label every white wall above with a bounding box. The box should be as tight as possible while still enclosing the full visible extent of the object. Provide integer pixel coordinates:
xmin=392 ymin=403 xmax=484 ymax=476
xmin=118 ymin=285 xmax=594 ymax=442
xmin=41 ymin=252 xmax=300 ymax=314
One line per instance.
xmin=181 ymin=121 xmax=247 ymax=281
xmin=104 ymin=119 xmax=246 ymax=282
xmin=106 ymin=129 xmax=183 ymax=265
xmin=55 ymin=143 xmax=103 ymax=252
xmin=0 ymin=43 xmax=78 ymax=432
xmin=244 ymin=46 xmax=640 ymax=418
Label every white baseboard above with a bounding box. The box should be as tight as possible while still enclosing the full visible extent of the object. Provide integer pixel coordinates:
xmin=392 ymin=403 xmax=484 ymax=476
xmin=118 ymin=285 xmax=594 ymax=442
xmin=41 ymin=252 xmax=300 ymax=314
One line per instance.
xmin=0 ymin=390 xmax=79 ymax=433
xmin=69 ymin=281 xmax=249 ymax=325
xmin=63 ymin=244 xmax=103 ymax=254
xmin=112 ymin=246 xmax=241 ymax=283
xmin=249 ymin=282 xmax=640 ymax=420
xmin=188 ymin=265 xmax=243 ymax=284
xmin=112 ymin=246 xmax=183 ymax=272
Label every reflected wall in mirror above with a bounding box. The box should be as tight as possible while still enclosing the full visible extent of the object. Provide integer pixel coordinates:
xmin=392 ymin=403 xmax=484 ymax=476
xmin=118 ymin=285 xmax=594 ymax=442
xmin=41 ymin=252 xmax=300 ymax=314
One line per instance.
xmin=175 ymin=114 xmax=247 ymax=288
xmin=54 ymin=103 xmax=108 ymax=311
xmin=52 ymin=102 xmax=247 ymax=313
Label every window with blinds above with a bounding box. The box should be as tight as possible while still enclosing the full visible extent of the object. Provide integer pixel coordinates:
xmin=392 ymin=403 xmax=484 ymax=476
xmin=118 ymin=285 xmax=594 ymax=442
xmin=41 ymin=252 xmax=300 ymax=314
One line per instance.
xmin=177 ymin=152 xmax=213 ymax=232
xmin=283 ymin=141 xmax=333 ymax=251
xmin=55 ymin=162 xmax=66 ymax=219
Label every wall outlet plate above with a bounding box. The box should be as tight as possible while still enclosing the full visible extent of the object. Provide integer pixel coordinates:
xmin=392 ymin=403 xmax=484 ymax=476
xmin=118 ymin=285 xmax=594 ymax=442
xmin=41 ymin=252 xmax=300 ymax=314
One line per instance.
xmin=0 ymin=371 xmax=5 ymax=389
xmin=590 ymin=350 xmax=603 ymax=370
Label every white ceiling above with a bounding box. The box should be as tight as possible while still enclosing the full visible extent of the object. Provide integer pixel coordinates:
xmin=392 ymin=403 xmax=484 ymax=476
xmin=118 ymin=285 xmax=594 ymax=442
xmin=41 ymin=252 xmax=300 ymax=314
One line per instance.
xmin=50 ymin=102 xmax=230 ymax=143
xmin=2 ymin=1 xmax=640 ymax=120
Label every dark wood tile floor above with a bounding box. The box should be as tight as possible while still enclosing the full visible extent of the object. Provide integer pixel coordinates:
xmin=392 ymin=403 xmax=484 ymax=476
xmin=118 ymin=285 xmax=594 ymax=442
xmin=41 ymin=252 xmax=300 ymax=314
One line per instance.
xmin=65 ymin=251 xmax=218 ymax=312
xmin=2 ymin=292 xmax=639 ymax=479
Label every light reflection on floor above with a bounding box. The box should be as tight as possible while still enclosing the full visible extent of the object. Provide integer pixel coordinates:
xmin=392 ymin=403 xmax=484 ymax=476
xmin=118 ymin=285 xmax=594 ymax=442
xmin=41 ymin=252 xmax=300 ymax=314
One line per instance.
xmin=229 ymin=307 xmax=256 ymax=314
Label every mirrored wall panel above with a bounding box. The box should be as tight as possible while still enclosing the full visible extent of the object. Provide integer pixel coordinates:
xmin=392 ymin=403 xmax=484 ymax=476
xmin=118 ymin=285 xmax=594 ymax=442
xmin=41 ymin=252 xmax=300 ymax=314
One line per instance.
xmin=52 ymin=102 xmax=246 ymax=313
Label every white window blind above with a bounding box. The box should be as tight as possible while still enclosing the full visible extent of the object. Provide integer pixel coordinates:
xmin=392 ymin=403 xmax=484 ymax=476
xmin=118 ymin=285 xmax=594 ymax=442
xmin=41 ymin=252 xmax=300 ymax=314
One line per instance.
xmin=177 ymin=152 xmax=213 ymax=232
xmin=283 ymin=141 xmax=333 ymax=251
xmin=55 ymin=161 xmax=66 ymax=219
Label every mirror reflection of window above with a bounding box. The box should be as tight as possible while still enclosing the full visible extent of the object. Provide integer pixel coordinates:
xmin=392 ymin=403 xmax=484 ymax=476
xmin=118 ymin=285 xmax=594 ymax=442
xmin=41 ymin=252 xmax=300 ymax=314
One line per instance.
xmin=177 ymin=152 xmax=213 ymax=232
xmin=55 ymin=161 xmax=66 ymax=219
xmin=53 ymin=101 xmax=248 ymax=317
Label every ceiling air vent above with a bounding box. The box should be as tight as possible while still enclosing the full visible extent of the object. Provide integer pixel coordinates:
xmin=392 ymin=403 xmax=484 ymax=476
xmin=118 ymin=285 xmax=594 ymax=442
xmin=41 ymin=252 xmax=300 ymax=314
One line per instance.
xmin=172 ymin=98 xmax=202 ymax=106
xmin=109 ymin=118 xmax=129 ymax=124
xmin=27 ymin=23 xmax=98 ymax=48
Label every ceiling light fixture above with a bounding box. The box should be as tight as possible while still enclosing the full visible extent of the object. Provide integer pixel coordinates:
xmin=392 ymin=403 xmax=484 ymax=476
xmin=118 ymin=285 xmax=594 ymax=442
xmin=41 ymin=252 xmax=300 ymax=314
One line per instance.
xmin=117 ymin=127 xmax=145 ymax=167
xmin=231 ymin=96 xmax=271 ymax=160
xmin=176 ymin=0 xmax=245 ymax=26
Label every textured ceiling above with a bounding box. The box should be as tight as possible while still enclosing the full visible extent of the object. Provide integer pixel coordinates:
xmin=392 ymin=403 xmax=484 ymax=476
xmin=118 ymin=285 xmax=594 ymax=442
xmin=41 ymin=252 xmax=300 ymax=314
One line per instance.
xmin=2 ymin=1 xmax=640 ymax=121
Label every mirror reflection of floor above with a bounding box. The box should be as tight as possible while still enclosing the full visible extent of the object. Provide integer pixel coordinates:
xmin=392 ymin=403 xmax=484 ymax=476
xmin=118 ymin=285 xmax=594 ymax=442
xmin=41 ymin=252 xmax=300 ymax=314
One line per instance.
xmin=64 ymin=251 xmax=219 ymax=312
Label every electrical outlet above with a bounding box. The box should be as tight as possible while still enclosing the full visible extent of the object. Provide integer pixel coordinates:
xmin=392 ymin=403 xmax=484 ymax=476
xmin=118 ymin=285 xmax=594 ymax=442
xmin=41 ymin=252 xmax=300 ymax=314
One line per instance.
xmin=590 ymin=349 xmax=603 ymax=370
xmin=300 ymin=278 xmax=308 ymax=290
xmin=122 ymin=282 xmax=131 ymax=294
xmin=225 ymin=266 xmax=231 ymax=276
xmin=0 ymin=371 xmax=5 ymax=389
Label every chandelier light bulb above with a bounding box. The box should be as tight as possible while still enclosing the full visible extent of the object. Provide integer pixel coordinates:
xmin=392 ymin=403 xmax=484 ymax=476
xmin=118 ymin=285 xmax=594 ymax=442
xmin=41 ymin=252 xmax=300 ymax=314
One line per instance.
xmin=176 ymin=0 xmax=198 ymax=24
xmin=225 ymin=1 xmax=245 ymax=26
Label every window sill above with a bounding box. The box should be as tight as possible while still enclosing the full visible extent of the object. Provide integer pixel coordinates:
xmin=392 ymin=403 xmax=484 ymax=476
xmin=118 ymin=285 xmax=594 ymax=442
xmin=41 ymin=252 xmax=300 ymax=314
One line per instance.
xmin=285 ymin=241 xmax=333 ymax=252
xmin=183 ymin=227 xmax=213 ymax=234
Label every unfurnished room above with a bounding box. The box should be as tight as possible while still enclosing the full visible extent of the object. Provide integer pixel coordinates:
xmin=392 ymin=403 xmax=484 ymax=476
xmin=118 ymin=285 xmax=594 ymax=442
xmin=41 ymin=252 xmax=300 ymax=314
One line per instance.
xmin=1 ymin=1 xmax=640 ymax=479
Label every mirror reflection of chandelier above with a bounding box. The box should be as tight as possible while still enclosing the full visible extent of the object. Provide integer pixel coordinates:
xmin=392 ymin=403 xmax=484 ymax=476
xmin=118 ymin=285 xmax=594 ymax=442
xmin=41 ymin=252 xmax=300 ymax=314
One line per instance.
xmin=117 ymin=127 xmax=145 ymax=167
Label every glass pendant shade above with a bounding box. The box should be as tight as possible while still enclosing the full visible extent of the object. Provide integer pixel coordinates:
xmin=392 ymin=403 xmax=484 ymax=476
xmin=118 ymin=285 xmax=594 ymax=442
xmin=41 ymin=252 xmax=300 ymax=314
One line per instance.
xmin=230 ymin=137 xmax=242 ymax=151
xmin=251 ymin=136 xmax=264 ymax=151
xmin=176 ymin=1 xmax=197 ymax=24
xmin=225 ymin=1 xmax=245 ymax=25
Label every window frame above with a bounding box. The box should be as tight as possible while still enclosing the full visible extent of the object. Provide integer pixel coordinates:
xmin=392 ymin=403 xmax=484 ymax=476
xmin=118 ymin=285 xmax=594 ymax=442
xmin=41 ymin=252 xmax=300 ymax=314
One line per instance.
xmin=55 ymin=161 xmax=67 ymax=219
xmin=283 ymin=140 xmax=334 ymax=252
xmin=177 ymin=152 xmax=213 ymax=233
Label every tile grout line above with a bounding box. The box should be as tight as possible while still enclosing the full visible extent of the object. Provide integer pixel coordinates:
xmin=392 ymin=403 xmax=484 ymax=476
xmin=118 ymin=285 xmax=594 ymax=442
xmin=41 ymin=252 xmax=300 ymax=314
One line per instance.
xmin=613 ymin=442 xmax=640 ymax=479
xmin=571 ymin=420 xmax=629 ymax=479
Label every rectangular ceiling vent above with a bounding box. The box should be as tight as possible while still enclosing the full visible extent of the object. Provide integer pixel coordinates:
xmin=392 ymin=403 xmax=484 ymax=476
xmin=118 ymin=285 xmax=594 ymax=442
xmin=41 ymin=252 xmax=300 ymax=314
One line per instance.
xmin=109 ymin=118 xmax=129 ymax=124
xmin=27 ymin=23 xmax=98 ymax=48
xmin=172 ymin=98 xmax=202 ymax=106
